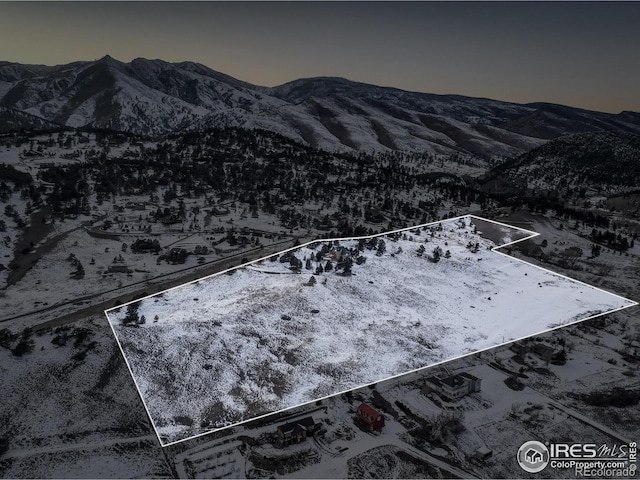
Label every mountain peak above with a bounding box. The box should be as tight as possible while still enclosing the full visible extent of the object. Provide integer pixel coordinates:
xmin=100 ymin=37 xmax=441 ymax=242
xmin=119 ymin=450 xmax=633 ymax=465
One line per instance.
xmin=98 ymin=54 xmax=119 ymax=64
xmin=0 ymin=56 xmax=638 ymax=152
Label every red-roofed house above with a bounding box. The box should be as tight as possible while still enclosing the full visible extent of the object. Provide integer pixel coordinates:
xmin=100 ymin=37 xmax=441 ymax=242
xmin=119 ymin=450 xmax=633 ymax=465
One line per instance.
xmin=355 ymin=403 xmax=385 ymax=431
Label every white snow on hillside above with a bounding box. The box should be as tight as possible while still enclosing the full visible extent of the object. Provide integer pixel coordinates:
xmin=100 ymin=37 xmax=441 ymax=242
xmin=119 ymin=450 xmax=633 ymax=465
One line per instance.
xmin=0 ymin=57 xmax=553 ymax=155
xmin=65 ymin=97 xmax=97 ymax=128
xmin=105 ymin=215 xmax=635 ymax=445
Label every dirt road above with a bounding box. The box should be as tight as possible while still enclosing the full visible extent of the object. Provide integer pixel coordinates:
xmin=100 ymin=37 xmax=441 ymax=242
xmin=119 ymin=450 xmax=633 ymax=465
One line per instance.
xmin=2 ymin=238 xmax=306 ymax=332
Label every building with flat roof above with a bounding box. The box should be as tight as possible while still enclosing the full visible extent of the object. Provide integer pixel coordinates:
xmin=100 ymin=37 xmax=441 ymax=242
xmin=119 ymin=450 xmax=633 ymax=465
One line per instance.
xmin=425 ymin=372 xmax=481 ymax=401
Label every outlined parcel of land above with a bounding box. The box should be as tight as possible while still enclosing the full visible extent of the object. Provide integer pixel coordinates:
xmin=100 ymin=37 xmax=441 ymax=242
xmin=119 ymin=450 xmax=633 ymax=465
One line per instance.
xmin=105 ymin=215 xmax=636 ymax=445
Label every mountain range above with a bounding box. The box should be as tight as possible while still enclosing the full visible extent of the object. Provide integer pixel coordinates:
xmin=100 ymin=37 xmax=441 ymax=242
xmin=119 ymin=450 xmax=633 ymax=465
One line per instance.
xmin=1 ymin=55 xmax=639 ymax=157
xmin=481 ymin=131 xmax=640 ymax=195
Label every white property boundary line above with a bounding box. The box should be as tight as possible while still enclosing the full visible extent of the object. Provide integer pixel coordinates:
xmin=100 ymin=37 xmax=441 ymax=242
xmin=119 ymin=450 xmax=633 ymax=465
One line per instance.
xmin=104 ymin=214 xmax=638 ymax=448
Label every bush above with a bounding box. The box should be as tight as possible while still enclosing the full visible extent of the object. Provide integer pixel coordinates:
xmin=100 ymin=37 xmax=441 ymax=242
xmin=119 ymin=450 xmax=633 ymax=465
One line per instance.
xmin=73 ymin=327 xmax=92 ymax=347
xmin=11 ymin=338 xmax=35 ymax=357
xmin=504 ymin=376 xmax=525 ymax=391
xmin=71 ymin=350 xmax=87 ymax=362
xmin=0 ymin=329 xmax=17 ymax=349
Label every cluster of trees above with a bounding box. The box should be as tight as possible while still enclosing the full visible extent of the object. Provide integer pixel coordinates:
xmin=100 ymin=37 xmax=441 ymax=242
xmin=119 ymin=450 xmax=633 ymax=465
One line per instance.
xmin=466 ymin=241 xmax=480 ymax=253
xmin=8 ymin=126 xmax=500 ymax=237
xmin=3 ymin=204 xmax=25 ymax=228
xmin=0 ymin=327 xmax=34 ymax=357
xmin=0 ymin=164 xmax=32 ymax=187
xmin=66 ymin=253 xmax=85 ymax=277
xmin=11 ymin=126 xmax=635 ymax=258
xmin=121 ymin=303 xmax=145 ymax=326
xmin=397 ymin=399 xmax=466 ymax=443
xmin=131 ymin=238 xmax=161 ymax=253
xmin=279 ymin=251 xmax=303 ymax=272
xmin=276 ymin=239 xmax=373 ymax=278
xmin=429 ymin=246 xmax=451 ymax=262
xmin=589 ymin=229 xmax=634 ymax=252
xmin=161 ymin=247 xmax=189 ymax=264
xmin=582 ymin=387 xmax=640 ymax=408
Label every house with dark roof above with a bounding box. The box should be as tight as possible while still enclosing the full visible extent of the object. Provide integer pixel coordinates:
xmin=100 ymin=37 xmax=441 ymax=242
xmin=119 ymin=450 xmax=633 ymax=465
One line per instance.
xmin=531 ymin=343 xmax=558 ymax=361
xmin=275 ymin=416 xmax=320 ymax=447
xmin=425 ymin=372 xmax=481 ymax=401
xmin=355 ymin=403 xmax=385 ymax=431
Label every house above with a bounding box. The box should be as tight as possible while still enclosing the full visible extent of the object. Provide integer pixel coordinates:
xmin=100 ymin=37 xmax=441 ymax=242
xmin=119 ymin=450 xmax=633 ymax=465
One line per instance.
xmin=324 ymin=251 xmax=342 ymax=262
xmin=211 ymin=206 xmax=231 ymax=216
xmin=21 ymin=149 xmax=44 ymax=158
xmin=531 ymin=343 xmax=558 ymax=362
xmin=355 ymin=403 xmax=385 ymax=431
xmin=39 ymin=181 xmax=56 ymax=194
xmin=512 ymin=340 xmax=563 ymax=364
xmin=125 ymin=201 xmax=146 ymax=211
xmin=107 ymin=265 xmax=131 ymax=274
xmin=160 ymin=214 xmax=182 ymax=225
xmin=276 ymin=416 xmax=320 ymax=447
xmin=425 ymin=372 xmax=481 ymax=401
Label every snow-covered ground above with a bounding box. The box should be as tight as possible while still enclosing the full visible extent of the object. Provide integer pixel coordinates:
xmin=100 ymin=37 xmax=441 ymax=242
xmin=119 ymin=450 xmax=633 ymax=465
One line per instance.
xmin=0 ymin=314 xmax=170 ymax=478
xmin=105 ymin=215 xmax=635 ymax=445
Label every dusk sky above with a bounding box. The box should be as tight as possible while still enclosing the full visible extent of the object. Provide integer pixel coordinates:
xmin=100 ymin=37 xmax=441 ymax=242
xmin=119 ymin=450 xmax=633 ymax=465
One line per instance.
xmin=1 ymin=2 xmax=638 ymax=113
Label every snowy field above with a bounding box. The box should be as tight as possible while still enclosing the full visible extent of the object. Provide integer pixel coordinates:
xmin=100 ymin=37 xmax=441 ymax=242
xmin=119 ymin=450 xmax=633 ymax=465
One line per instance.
xmin=0 ymin=314 xmax=170 ymax=478
xmin=105 ymin=215 xmax=635 ymax=445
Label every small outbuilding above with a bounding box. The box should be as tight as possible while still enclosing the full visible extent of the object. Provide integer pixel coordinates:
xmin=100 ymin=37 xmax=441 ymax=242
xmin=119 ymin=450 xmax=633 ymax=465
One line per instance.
xmin=475 ymin=446 xmax=493 ymax=462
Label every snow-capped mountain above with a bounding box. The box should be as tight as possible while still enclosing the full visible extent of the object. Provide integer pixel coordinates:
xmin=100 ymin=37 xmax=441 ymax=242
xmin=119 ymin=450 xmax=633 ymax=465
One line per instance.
xmin=482 ymin=131 xmax=640 ymax=195
xmin=1 ymin=56 xmax=638 ymax=156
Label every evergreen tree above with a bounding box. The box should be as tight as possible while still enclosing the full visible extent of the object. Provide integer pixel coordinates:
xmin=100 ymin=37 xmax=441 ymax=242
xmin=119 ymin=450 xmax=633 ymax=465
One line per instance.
xmin=342 ymin=257 xmax=353 ymax=275
xmin=123 ymin=303 xmax=140 ymax=325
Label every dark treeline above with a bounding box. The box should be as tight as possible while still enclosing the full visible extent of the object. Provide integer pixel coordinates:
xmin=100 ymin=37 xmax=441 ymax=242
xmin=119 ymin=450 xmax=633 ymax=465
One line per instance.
xmin=3 ymin=127 xmax=495 ymax=236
